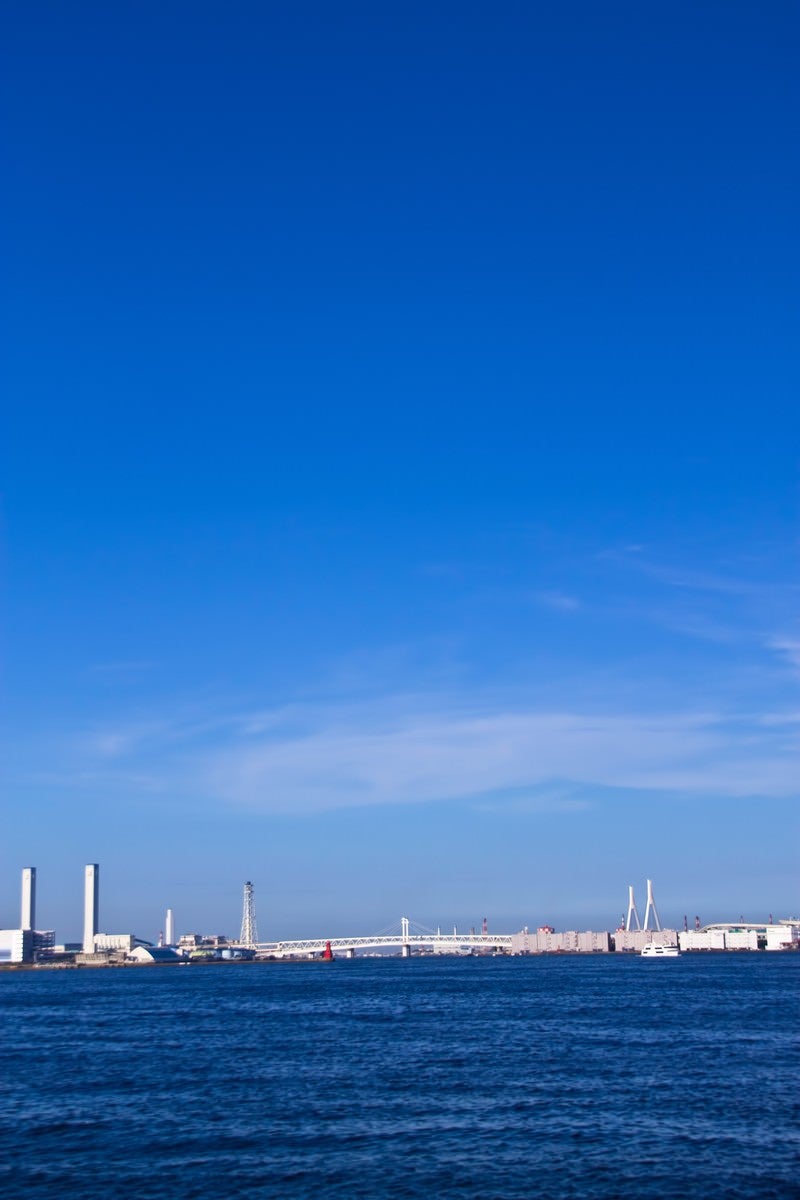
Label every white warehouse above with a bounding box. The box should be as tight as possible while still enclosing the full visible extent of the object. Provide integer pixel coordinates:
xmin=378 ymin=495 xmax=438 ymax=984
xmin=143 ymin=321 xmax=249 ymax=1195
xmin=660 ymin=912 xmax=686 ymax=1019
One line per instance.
xmin=0 ymin=930 xmax=33 ymax=963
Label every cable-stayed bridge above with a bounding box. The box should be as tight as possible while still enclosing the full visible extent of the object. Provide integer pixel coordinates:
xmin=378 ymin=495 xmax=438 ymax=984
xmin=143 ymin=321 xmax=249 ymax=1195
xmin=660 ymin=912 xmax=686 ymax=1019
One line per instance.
xmin=245 ymin=917 xmax=513 ymax=958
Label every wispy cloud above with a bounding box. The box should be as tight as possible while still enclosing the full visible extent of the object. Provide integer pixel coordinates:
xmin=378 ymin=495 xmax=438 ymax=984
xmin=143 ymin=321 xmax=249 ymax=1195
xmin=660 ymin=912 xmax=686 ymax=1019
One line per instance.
xmin=202 ymin=705 xmax=797 ymax=813
xmin=616 ymin=605 xmax=743 ymax=645
xmin=87 ymin=661 xmax=154 ymax=680
xmin=591 ymin=549 xmax=799 ymax=666
xmin=638 ymin=563 xmax=760 ymax=597
xmin=533 ymin=590 xmax=581 ymax=612
xmin=768 ymin=638 xmax=800 ymax=673
xmin=46 ymin=693 xmax=799 ymax=816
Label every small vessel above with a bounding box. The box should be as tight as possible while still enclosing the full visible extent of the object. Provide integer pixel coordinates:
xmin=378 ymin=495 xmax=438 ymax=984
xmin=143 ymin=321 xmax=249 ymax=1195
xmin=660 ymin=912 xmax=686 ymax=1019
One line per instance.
xmin=641 ymin=942 xmax=680 ymax=958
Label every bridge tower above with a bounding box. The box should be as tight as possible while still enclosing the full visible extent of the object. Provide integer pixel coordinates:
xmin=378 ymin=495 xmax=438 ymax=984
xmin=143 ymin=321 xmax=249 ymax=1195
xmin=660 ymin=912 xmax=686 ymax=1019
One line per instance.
xmin=401 ymin=916 xmax=411 ymax=957
xmin=642 ymin=878 xmax=661 ymax=932
xmin=239 ymin=880 xmax=259 ymax=947
xmin=625 ymin=885 xmax=641 ymax=931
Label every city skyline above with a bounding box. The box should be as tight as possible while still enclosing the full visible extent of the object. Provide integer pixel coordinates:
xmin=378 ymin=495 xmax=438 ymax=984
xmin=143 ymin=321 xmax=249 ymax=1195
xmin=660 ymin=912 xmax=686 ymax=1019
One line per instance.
xmin=2 ymin=6 xmax=798 ymax=938
xmin=1 ymin=858 xmax=794 ymax=948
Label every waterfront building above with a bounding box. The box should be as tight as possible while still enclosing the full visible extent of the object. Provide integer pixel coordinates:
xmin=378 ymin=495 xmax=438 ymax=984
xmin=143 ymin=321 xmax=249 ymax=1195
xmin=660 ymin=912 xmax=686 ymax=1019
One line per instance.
xmin=680 ymin=922 xmax=800 ymax=951
xmin=94 ymin=933 xmax=137 ymax=953
xmin=510 ymin=929 xmax=612 ymax=954
xmin=722 ymin=929 xmax=759 ymax=951
xmin=177 ymin=932 xmax=229 ymax=951
xmin=679 ymin=929 xmax=726 ymax=951
xmin=613 ymin=929 xmax=678 ymax=953
xmin=0 ymin=929 xmax=33 ymax=963
xmin=577 ymin=930 xmax=612 ymax=953
xmin=765 ymin=923 xmax=799 ymax=951
xmin=128 ymin=946 xmax=180 ymax=963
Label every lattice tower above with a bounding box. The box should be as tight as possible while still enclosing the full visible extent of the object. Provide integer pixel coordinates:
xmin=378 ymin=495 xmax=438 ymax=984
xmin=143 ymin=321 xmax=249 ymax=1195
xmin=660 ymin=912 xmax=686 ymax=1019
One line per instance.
xmin=239 ymin=880 xmax=259 ymax=947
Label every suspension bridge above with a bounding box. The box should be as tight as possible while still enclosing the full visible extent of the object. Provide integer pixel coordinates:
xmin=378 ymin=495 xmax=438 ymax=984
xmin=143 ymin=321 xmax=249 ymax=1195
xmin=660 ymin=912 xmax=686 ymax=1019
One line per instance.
xmin=238 ymin=913 xmax=513 ymax=958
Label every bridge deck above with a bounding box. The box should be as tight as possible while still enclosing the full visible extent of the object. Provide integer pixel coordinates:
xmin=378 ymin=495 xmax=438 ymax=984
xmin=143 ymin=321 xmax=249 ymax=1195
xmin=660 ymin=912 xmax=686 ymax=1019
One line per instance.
xmin=245 ymin=934 xmax=513 ymax=955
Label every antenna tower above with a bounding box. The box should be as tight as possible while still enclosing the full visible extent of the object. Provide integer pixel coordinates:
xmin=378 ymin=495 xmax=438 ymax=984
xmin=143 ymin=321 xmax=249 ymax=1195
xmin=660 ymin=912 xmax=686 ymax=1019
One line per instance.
xmin=239 ymin=880 xmax=259 ymax=947
xmin=642 ymin=878 xmax=661 ymax=932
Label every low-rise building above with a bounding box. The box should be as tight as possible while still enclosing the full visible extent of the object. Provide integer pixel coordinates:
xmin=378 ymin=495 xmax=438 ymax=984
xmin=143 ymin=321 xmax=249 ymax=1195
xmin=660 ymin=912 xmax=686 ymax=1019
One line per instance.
xmin=536 ymin=930 xmax=566 ymax=952
xmin=613 ymin=929 xmax=678 ymax=952
xmin=765 ymin=924 xmax=799 ymax=951
xmin=576 ymin=930 xmax=611 ymax=953
xmin=510 ymin=929 xmax=611 ymax=953
xmin=724 ymin=929 xmax=759 ymax=951
xmin=178 ymin=933 xmax=229 ymax=951
xmin=679 ymin=929 xmax=726 ymax=951
xmin=0 ymin=929 xmax=33 ymax=963
xmin=94 ymin=933 xmax=136 ymax=953
xmin=128 ymin=946 xmax=181 ymax=964
xmin=32 ymin=931 xmax=56 ymax=954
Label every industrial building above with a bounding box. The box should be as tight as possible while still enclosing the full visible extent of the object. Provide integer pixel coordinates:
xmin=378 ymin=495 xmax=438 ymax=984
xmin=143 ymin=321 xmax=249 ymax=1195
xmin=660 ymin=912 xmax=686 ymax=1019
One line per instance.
xmin=4 ymin=863 xmax=798 ymax=964
xmin=679 ymin=922 xmax=800 ymax=952
xmin=93 ymin=933 xmax=136 ymax=953
xmin=614 ymin=929 xmax=679 ymax=953
xmin=0 ymin=868 xmax=52 ymax=963
xmin=766 ymin=923 xmax=800 ymax=950
xmin=0 ymin=929 xmax=33 ymax=963
xmin=509 ymin=929 xmax=613 ymax=954
xmin=128 ymin=946 xmax=180 ymax=964
xmin=679 ymin=929 xmax=727 ymax=951
xmin=723 ymin=929 xmax=760 ymax=951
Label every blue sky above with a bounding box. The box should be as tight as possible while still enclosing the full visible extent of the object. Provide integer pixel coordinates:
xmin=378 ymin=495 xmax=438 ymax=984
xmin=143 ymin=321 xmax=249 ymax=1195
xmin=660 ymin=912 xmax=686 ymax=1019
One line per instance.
xmin=1 ymin=4 xmax=798 ymax=941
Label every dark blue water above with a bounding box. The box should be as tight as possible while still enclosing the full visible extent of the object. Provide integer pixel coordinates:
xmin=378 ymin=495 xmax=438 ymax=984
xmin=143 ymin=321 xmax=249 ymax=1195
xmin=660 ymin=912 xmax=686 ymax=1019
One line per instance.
xmin=1 ymin=955 xmax=798 ymax=1198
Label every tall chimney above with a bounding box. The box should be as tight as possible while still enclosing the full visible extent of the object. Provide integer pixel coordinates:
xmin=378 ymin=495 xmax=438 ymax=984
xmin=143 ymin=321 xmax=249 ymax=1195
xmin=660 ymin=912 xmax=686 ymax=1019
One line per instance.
xmin=21 ymin=867 xmax=36 ymax=931
xmin=165 ymin=908 xmax=175 ymax=946
xmin=83 ymin=864 xmax=99 ymax=953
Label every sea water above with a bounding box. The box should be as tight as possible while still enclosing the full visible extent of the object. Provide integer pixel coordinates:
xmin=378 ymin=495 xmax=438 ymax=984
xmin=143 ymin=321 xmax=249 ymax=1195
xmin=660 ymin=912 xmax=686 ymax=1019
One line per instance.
xmin=1 ymin=954 xmax=798 ymax=1198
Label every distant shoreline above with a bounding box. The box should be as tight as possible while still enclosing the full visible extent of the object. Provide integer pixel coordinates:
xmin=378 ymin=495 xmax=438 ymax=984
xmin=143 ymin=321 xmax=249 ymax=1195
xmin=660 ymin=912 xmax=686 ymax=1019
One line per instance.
xmin=3 ymin=948 xmax=797 ymax=973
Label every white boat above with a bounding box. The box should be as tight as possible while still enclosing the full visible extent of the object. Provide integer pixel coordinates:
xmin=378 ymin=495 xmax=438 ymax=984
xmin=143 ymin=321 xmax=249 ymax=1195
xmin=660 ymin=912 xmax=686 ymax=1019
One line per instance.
xmin=641 ymin=942 xmax=680 ymax=958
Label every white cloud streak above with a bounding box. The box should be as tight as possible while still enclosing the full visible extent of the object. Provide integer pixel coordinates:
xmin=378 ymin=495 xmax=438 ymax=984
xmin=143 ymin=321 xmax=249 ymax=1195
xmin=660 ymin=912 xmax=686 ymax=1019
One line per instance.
xmin=196 ymin=705 xmax=796 ymax=814
xmin=768 ymin=638 xmax=800 ymax=673
xmin=53 ymin=694 xmax=794 ymax=816
xmin=533 ymin=590 xmax=581 ymax=612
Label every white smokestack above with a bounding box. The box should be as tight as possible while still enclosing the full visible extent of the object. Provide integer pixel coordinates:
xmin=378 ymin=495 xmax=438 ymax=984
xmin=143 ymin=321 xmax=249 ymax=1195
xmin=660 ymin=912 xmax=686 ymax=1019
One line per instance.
xmin=165 ymin=908 xmax=175 ymax=946
xmin=83 ymin=864 xmax=99 ymax=952
xmin=21 ymin=867 xmax=36 ymax=931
